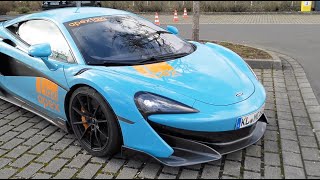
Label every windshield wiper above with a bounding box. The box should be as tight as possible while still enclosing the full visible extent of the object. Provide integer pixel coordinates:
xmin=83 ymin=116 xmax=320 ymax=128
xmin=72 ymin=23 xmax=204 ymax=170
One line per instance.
xmin=136 ymin=52 xmax=190 ymax=64
xmin=88 ymin=60 xmax=140 ymax=66
xmin=155 ymin=31 xmax=172 ymax=35
xmin=144 ymin=31 xmax=172 ymax=38
xmin=89 ymin=58 xmax=164 ymax=66
xmin=88 ymin=52 xmax=190 ymax=66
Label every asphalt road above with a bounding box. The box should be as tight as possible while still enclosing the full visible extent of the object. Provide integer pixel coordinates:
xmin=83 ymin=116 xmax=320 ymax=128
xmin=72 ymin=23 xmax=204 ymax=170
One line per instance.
xmin=172 ymin=24 xmax=320 ymax=103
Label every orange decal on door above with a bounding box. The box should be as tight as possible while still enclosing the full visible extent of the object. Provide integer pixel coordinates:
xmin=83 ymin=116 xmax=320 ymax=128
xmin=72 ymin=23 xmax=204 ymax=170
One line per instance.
xmin=36 ymin=77 xmax=60 ymax=112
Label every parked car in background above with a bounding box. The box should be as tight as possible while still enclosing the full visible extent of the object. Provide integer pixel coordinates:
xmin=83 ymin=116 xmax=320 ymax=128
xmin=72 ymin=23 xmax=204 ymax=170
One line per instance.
xmin=42 ymin=1 xmax=101 ymax=10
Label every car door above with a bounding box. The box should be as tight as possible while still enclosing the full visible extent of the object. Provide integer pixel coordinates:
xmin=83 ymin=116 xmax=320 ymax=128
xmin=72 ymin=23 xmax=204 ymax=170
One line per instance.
xmin=1 ymin=19 xmax=75 ymax=119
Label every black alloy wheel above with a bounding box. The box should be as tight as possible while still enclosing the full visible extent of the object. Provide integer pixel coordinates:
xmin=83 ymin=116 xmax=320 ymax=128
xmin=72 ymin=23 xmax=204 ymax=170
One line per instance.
xmin=69 ymin=87 xmax=121 ymax=157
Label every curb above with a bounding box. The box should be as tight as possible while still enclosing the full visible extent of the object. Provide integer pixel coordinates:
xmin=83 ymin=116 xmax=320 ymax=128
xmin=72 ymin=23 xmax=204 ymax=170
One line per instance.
xmin=198 ymin=40 xmax=282 ymax=70
xmin=244 ymin=48 xmax=282 ymax=70
xmin=275 ymin=51 xmax=320 ymax=148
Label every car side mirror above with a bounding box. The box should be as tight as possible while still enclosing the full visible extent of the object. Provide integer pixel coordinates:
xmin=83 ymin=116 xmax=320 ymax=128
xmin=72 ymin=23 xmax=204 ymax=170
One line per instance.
xmin=167 ymin=25 xmax=179 ymax=35
xmin=28 ymin=43 xmax=58 ymax=71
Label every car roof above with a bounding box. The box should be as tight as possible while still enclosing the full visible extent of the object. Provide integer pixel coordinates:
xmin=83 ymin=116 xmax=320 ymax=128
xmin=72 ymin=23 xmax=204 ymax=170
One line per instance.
xmin=4 ymin=7 xmax=132 ymax=26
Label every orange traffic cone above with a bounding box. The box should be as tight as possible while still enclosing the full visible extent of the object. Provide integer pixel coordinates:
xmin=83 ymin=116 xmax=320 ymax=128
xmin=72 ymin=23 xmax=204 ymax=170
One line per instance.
xmin=173 ymin=10 xmax=179 ymax=22
xmin=155 ymin=12 xmax=160 ymax=25
xmin=183 ymin=8 xmax=188 ymax=18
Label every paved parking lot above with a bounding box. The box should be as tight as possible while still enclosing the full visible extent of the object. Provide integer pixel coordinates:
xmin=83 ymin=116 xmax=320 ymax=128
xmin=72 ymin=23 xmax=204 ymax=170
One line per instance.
xmin=141 ymin=14 xmax=320 ymax=24
xmin=0 ymin=52 xmax=319 ymax=179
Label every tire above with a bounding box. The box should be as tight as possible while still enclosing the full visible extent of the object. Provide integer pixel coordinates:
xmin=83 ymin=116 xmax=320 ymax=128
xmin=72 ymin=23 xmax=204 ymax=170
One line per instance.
xmin=69 ymin=86 xmax=122 ymax=157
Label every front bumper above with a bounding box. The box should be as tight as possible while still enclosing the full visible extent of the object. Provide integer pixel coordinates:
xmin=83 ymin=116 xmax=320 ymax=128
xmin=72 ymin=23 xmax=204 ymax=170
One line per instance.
xmin=122 ymin=114 xmax=267 ymax=166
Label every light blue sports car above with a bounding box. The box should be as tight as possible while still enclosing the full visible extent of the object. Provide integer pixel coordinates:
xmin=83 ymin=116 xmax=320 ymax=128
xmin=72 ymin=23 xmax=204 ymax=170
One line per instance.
xmin=0 ymin=7 xmax=267 ymax=166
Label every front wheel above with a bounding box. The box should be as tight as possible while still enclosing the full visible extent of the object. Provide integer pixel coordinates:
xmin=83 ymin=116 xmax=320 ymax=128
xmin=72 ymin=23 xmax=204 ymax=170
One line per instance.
xmin=69 ymin=87 xmax=122 ymax=157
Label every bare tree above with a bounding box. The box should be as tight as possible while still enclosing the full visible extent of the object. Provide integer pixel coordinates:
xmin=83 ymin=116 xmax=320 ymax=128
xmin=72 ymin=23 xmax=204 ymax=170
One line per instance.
xmin=192 ymin=1 xmax=200 ymax=41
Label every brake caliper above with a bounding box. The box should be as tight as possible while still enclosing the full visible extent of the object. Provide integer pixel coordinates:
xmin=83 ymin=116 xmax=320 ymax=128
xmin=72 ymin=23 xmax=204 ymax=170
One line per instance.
xmin=81 ymin=107 xmax=89 ymax=129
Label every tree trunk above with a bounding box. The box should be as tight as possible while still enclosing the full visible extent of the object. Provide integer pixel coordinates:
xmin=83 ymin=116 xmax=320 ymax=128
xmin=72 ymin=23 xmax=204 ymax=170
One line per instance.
xmin=192 ymin=1 xmax=200 ymax=41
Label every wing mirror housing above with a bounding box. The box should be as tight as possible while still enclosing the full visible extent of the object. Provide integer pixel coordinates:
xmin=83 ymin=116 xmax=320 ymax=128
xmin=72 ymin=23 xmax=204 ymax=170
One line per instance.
xmin=28 ymin=43 xmax=58 ymax=71
xmin=167 ymin=25 xmax=179 ymax=35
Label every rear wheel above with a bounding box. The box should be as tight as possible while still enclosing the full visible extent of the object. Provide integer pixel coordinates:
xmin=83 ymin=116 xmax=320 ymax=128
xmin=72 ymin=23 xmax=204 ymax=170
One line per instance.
xmin=69 ymin=87 xmax=121 ymax=157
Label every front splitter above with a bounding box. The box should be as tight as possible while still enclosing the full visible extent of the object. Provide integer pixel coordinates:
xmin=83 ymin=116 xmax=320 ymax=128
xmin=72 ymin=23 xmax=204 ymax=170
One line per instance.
xmin=121 ymin=115 xmax=267 ymax=167
xmin=206 ymin=116 xmax=267 ymax=155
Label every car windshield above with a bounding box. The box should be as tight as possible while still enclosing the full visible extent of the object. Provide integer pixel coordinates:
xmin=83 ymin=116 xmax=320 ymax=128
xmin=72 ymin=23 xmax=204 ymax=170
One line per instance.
xmin=64 ymin=15 xmax=195 ymax=65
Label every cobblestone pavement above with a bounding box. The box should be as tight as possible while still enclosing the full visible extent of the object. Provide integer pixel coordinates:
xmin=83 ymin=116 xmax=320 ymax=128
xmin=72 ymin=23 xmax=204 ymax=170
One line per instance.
xmin=140 ymin=14 xmax=320 ymax=24
xmin=0 ymin=52 xmax=320 ymax=179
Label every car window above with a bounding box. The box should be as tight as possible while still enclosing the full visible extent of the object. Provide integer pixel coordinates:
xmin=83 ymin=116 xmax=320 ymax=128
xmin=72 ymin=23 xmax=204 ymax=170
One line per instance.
xmin=64 ymin=15 xmax=195 ymax=65
xmin=15 ymin=20 xmax=74 ymax=63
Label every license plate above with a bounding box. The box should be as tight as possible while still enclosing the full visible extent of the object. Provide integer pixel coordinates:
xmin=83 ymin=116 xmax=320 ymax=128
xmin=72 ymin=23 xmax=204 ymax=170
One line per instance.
xmin=236 ymin=105 xmax=264 ymax=129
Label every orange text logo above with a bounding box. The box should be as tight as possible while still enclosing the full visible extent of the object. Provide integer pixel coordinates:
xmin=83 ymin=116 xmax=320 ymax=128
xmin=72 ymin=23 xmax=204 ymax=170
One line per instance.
xmin=68 ymin=17 xmax=108 ymax=27
xmin=133 ymin=62 xmax=179 ymax=79
xmin=36 ymin=78 xmax=60 ymax=112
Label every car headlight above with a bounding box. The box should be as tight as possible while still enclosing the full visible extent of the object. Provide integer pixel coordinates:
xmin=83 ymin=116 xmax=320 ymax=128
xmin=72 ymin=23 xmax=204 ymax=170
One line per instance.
xmin=246 ymin=63 xmax=258 ymax=80
xmin=134 ymin=92 xmax=199 ymax=117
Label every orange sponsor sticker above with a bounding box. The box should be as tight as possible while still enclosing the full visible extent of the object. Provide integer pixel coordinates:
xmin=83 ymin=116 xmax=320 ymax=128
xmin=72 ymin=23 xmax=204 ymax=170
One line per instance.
xmin=133 ymin=62 xmax=178 ymax=78
xmin=36 ymin=78 xmax=60 ymax=112
xmin=68 ymin=17 xmax=108 ymax=27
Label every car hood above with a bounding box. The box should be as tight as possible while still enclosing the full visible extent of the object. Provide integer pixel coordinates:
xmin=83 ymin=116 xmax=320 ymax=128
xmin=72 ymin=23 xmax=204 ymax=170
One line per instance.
xmin=104 ymin=43 xmax=255 ymax=106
